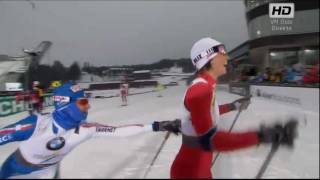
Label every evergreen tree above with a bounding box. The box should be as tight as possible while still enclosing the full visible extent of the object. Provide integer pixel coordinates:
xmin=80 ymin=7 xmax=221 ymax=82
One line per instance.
xmin=66 ymin=62 xmax=81 ymax=81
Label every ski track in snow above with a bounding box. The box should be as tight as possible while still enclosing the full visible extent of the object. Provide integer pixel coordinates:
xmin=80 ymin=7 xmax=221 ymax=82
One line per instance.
xmin=0 ymin=83 xmax=318 ymax=178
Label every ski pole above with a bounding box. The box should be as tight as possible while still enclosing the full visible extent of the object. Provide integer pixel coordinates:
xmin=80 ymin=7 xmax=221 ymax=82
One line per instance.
xmin=211 ymin=95 xmax=252 ymax=167
xmin=211 ymin=108 xmax=242 ymax=167
xmin=143 ymin=131 xmax=171 ymax=178
xmin=255 ymin=143 xmax=280 ymax=179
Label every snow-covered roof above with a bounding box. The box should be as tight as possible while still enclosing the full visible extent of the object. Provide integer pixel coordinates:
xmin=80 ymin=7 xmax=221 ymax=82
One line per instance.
xmin=133 ymin=80 xmax=157 ymax=82
xmin=133 ymin=70 xmax=151 ymax=74
xmin=109 ymin=67 xmax=132 ymax=70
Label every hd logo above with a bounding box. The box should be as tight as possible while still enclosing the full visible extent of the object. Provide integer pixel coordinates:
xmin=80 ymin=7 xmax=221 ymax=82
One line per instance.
xmin=269 ymin=3 xmax=295 ymax=18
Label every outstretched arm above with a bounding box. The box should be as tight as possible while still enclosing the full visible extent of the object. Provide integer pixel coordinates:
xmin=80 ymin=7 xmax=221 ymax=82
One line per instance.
xmin=0 ymin=115 xmax=37 ymax=146
xmin=219 ymin=103 xmax=234 ymax=115
xmin=83 ymin=123 xmax=153 ymax=138
xmin=82 ymin=120 xmax=180 ymax=138
xmin=219 ymin=96 xmax=252 ymax=115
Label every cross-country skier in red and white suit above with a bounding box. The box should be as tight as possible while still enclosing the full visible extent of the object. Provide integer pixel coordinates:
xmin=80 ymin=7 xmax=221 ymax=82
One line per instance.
xmin=170 ymin=37 xmax=297 ymax=179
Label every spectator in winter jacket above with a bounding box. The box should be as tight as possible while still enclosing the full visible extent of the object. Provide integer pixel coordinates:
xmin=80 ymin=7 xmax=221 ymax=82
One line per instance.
xmin=303 ymin=63 xmax=319 ymax=84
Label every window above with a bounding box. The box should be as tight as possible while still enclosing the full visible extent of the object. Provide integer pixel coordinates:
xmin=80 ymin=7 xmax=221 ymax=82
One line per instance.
xmin=269 ymin=47 xmax=319 ymax=70
xmin=298 ymin=48 xmax=319 ymax=66
xmin=269 ymin=50 xmax=299 ymax=68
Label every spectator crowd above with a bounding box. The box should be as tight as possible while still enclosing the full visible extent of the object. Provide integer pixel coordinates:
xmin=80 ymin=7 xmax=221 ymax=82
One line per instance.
xmin=236 ymin=62 xmax=319 ymax=86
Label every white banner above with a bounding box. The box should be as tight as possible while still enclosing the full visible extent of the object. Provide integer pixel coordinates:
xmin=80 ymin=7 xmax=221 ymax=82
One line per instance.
xmin=250 ymin=85 xmax=319 ymax=112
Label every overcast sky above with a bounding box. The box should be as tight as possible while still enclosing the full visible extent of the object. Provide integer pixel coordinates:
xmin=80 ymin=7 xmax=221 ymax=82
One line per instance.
xmin=0 ymin=1 xmax=248 ymax=66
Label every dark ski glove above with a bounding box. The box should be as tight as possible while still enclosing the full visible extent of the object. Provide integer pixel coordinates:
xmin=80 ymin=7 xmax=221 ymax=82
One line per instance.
xmin=257 ymin=119 xmax=298 ymax=147
xmin=230 ymin=96 xmax=251 ymax=111
xmin=152 ymin=119 xmax=181 ymax=135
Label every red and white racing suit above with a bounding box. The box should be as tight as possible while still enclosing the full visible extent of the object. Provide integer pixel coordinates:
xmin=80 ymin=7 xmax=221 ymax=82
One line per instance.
xmin=170 ymin=72 xmax=259 ymax=179
xmin=120 ymin=84 xmax=129 ymax=105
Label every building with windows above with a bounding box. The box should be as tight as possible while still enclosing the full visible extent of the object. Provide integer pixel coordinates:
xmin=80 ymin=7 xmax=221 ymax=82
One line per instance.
xmin=132 ymin=70 xmax=151 ymax=80
xmin=229 ymin=0 xmax=319 ymax=78
xmin=0 ymin=55 xmax=29 ymax=92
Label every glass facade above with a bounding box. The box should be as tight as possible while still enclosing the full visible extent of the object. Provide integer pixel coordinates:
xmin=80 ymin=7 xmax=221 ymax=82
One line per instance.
xmin=269 ymin=47 xmax=319 ymax=69
xmin=301 ymin=48 xmax=319 ymax=66
xmin=269 ymin=49 xmax=299 ymax=68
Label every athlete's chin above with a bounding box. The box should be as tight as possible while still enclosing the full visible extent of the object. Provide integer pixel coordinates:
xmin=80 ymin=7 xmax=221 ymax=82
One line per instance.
xmin=219 ymin=69 xmax=227 ymax=76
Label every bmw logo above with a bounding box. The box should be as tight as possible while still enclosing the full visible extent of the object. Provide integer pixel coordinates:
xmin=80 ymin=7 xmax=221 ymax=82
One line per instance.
xmin=46 ymin=137 xmax=66 ymax=151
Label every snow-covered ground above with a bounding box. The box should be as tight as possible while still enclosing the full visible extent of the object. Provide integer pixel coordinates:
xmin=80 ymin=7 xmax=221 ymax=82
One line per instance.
xmin=0 ymin=82 xmax=319 ymax=178
xmin=85 ymin=87 xmax=156 ymax=98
